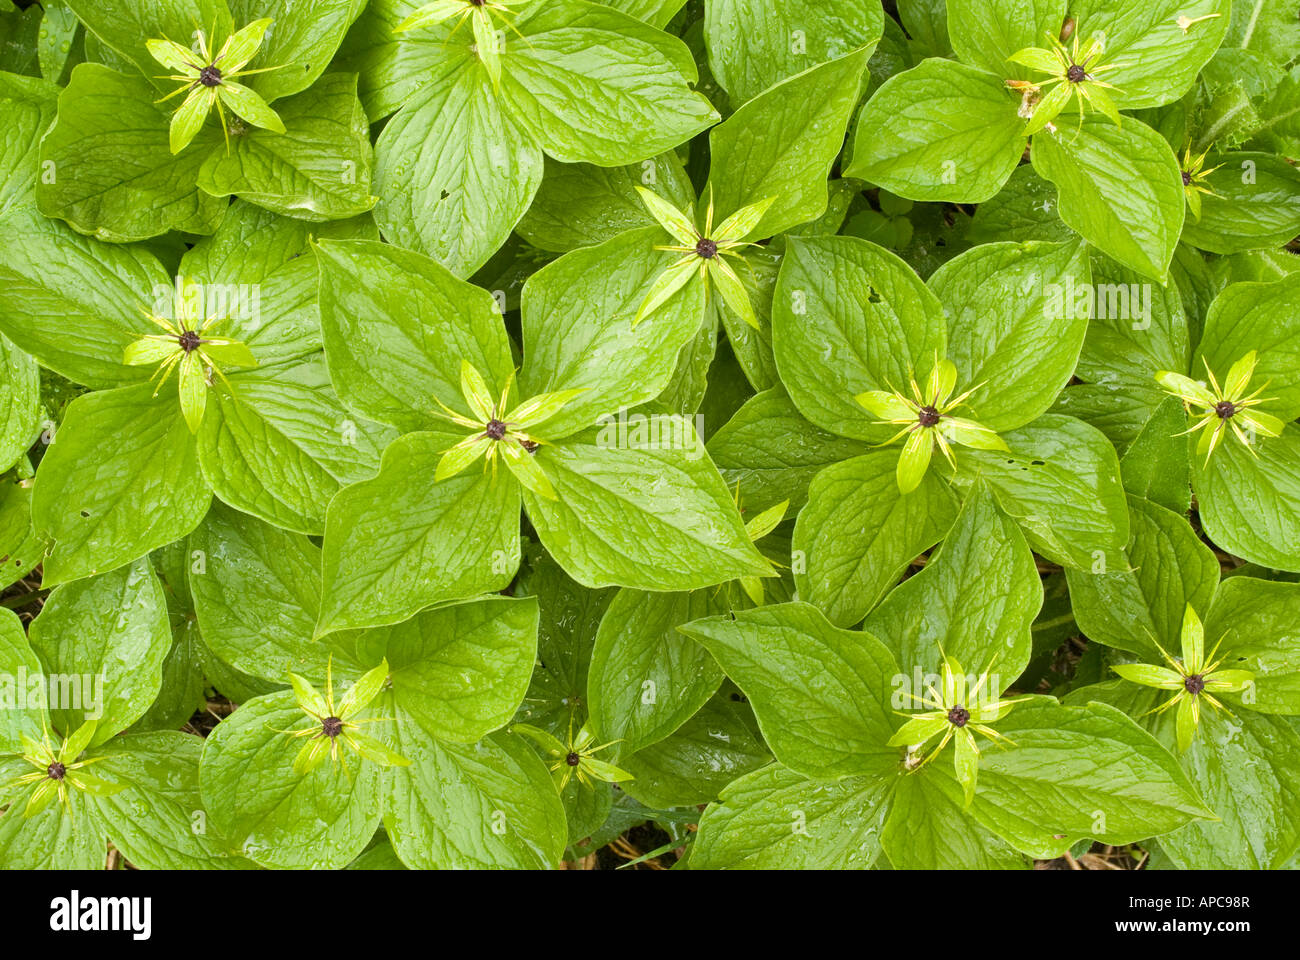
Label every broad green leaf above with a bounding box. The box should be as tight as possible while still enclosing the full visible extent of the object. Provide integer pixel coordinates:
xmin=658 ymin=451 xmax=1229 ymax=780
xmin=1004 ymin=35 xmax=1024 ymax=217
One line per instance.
xmin=966 ymin=165 xmax=1074 ymax=245
xmin=516 ymin=151 xmax=695 ymax=253
xmin=845 ymin=58 xmax=1026 ymax=203
xmin=188 ymin=503 xmax=361 ymax=684
xmin=945 ymin=0 xmax=1067 ymax=75
xmin=200 ymin=689 xmax=380 ymax=869
xmin=28 ymin=558 xmax=170 ymax=744
xmin=705 ymin=48 xmax=871 ymax=239
xmin=373 ymin=60 xmax=541 ymax=278
xmin=929 ymin=239 xmax=1090 ymax=431
xmin=1120 ymin=398 xmax=1193 ymax=514
xmin=587 ymin=587 xmax=728 ymax=755
xmin=380 ymin=728 xmax=566 ymax=869
xmin=704 ymin=0 xmax=883 ymax=105
xmin=706 ymin=388 xmax=872 ymax=514
xmin=0 ymin=475 xmax=41 ymax=590
xmin=500 ymin=7 xmax=717 ymax=165
xmin=86 ymin=732 xmax=251 ymax=868
xmin=375 ymin=596 xmax=538 ymax=743
xmin=64 ymin=0 xmax=230 ymax=82
xmin=32 ymin=384 xmax=211 ymax=586
xmin=1031 ymin=117 xmax=1185 ymax=282
xmin=226 ymin=0 xmax=367 ymax=103
xmin=521 ymin=437 xmax=771 ymax=592
xmin=0 ymin=786 xmax=106 ymax=868
xmin=1196 ymin=425 xmax=1300 ymax=572
xmin=197 ymin=356 xmax=394 ymax=535
xmin=517 ymin=227 xmax=706 ymax=440
xmin=680 ymin=602 xmax=901 ymax=779
xmin=1053 ymin=379 xmax=1169 ymax=451
xmin=772 ymin=235 xmax=945 ymax=441
xmin=864 ymin=483 xmax=1041 ymax=680
xmin=0 ymin=334 xmax=38 ymax=473
xmin=1067 ymin=495 xmax=1218 ymax=660
xmin=1181 ymin=153 xmax=1300 ymax=255
xmin=37 ymin=63 xmax=226 ymax=242
xmin=197 ymin=72 xmax=376 ymax=222
xmin=969 ymin=698 xmax=1212 ymax=859
xmin=1071 ymin=0 xmax=1231 ymax=109
xmin=0 ymin=206 xmax=170 ymax=388
xmin=0 ymin=605 xmax=45 ymax=751
xmin=956 ymin=414 xmax=1130 ymax=571
xmin=618 ymin=694 xmax=770 ymax=808
xmin=317 ymin=429 xmax=520 ymax=635
xmin=1197 ymin=272 xmax=1300 ymax=420
xmin=1205 ymin=577 xmax=1300 ymax=716
xmin=0 ymin=71 xmax=58 ymax=215
xmin=690 ymin=762 xmax=894 ymax=869
xmin=795 ymin=451 xmax=959 ymax=627
xmin=314 ymin=238 xmax=513 ymax=432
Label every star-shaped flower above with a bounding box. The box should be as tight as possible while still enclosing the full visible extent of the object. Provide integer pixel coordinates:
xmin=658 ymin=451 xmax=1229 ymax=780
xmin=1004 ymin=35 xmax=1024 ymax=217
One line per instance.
xmin=432 ymin=360 xmax=584 ymax=500
xmin=3 ymin=718 xmax=124 ymax=820
xmin=1179 ymin=144 xmax=1223 ymax=221
xmin=887 ymin=656 xmax=1029 ymax=806
xmin=148 ymin=19 xmax=285 ymax=154
xmin=395 ymin=0 xmax=533 ymax=88
xmin=279 ymin=658 xmax=410 ymax=776
xmin=1008 ymin=30 xmax=1126 ymax=134
xmin=634 ymin=186 xmax=775 ymax=329
xmin=856 ymin=356 xmax=1007 ymax=494
xmin=511 ymin=717 xmax=634 ymax=792
xmin=122 ymin=277 xmax=258 ymax=432
xmin=1155 ymin=350 xmax=1284 ymax=464
xmin=1111 ymin=604 xmax=1254 ymax=752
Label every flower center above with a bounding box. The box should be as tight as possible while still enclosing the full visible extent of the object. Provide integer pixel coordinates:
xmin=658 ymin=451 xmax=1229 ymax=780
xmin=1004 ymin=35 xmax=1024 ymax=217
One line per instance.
xmin=565 ymin=751 xmax=581 ymax=767
xmin=1215 ymin=400 xmax=1236 ymax=420
xmin=1066 ymin=64 xmax=1087 ymax=83
xmin=485 ymin=419 xmax=507 ymax=440
xmin=1183 ymin=674 xmax=1205 ymax=695
xmin=1181 ymin=170 xmax=1192 ymax=186
xmin=321 ymin=716 xmax=344 ymax=738
xmin=946 ymin=705 xmax=970 ymax=727
xmin=178 ymin=330 xmax=202 ymax=353
xmin=199 ymin=64 xmax=223 ymax=87
xmin=695 ymin=238 xmax=718 ymax=259
xmin=917 ymin=405 xmax=941 ymax=428
xmin=46 ymin=761 xmax=66 ymax=781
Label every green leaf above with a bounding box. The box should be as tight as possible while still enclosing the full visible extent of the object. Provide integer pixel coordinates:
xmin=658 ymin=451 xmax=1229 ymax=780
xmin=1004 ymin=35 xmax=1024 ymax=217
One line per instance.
xmin=86 ymin=732 xmax=251 ymax=868
xmin=795 ymin=450 xmax=959 ymax=627
xmin=704 ymin=0 xmax=883 ymax=105
xmin=197 ymin=72 xmax=376 ymax=221
xmin=690 ymin=762 xmax=894 ymax=869
xmin=0 ymin=475 xmax=42 ymax=590
xmin=501 ymin=6 xmax=718 ymax=164
xmin=1070 ymin=0 xmax=1231 ymax=109
xmin=380 ymin=729 xmax=566 ymax=869
xmin=314 ymin=238 xmax=514 ymax=432
xmin=968 ymin=698 xmax=1212 ymax=859
xmin=200 ymin=689 xmax=380 ymax=869
xmin=705 ymin=48 xmax=871 ymax=239
xmin=196 ymin=356 xmax=394 ymax=535
xmin=0 ymin=605 xmax=45 ymax=752
xmin=515 ymin=150 xmax=695 ymax=253
xmin=845 ymin=58 xmax=1027 ymax=203
xmin=1205 ymin=577 xmax=1300 ymax=715
xmin=1120 ymin=398 xmax=1193 ymax=514
xmin=0 ymin=334 xmax=38 ymax=473
xmin=772 ymin=235 xmax=946 ymax=441
xmin=864 ymin=483 xmax=1041 ymax=679
xmin=37 ymin=63 xmax=226 ymax=242
xmin=1031 ymin=117 xmax=1185 ymax=282
xmin=587 ymin=587 xmax=728 ymax=755
xmin=0 ymin=71 xmax=58 ymax=215
xmin=928 ymin=239 xmax=1091 ymax=431
xmin=64 ymin=0 xmax=232 ymax=82
xmin=1181 ymin=152 xmax=1300 ymax=255
xmin=32 ymin=384 xmax=211 ymax=586
xmin=0 ymin=786 xmax=106 ymax=868
xmin=373 ymin=60 xmax=541 ymax=278
xmin=945 ymin=0 xmax=1067 ymax=75
xmin=376 ymin=596 xmax=538 ymax=743
xmin=517 ymin=228 xmax=706 ymax=440
xmin=706 ymin=388 xmax=872 ymax=514
xmin=956 ymin=414 xmax=1130 ymax=571
xmin=680 ymin=602 xmax=901 ymax=779
xmin=318 ymin=429 xmax=520 ymax=635
xmin=226 ymin=0 xmax=367 ymax=103
xmin=28 ymin=558 xmax=171 ymax=744
xmin=1197 ymin=271 xmax=1300 ymax=420
xmin=1196 ymin=425 xmax=1300 ymax=572
xmin=520 ymin=437 xmax=772 ymax=592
